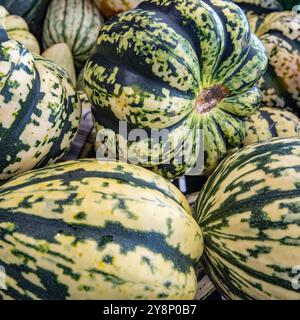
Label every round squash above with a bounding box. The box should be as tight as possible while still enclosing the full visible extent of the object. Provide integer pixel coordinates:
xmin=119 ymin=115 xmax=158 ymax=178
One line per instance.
xmin=84 ymin=0 xmax=268 ymax=179
xmin=243 ymin=106 xmax=300 ymax=145
xmin=0 ymin=159 xmax=203 ymax=300
xmin=0 ymin=27 xmax=81 ymax=182
xmin=43 ymin=0 xmax=104 ymax=69
xmin=95 ymin=0 xmax=143 ymax=18
xmin=195 ymin=137 xmax=300 ymax=300
xmin=0 ymin=0 xmax=50 ymax=42
xmin=248 ymin=12 xmax=300 ymax=115
xmin=0 ymin=6 xmax=40 ymax=54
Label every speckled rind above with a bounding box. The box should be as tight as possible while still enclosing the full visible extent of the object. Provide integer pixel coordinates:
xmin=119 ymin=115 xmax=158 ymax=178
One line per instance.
xmin=195 ymin=137 xmax=300 ymax=300
xmin=42 ymin=0 xmax=104 ymax=69
xmin=0 ymin=27 xmax=81 ymax=181
xmin=85 ymin=0 xmax=268 ymax=179
xmin=243 ymin=106 xmax=300 ymax=145
xmin=0 ymin=159 xmax=203 ymax=300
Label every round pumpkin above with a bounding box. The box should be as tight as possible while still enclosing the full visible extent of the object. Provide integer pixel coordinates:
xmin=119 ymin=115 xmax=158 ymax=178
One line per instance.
xmin=243 ymin=106 xmax=300 ymax=145
xmin=0 ymin=159 xmax=203 ymax=300
xmin=195 ymin=137 xmax=300 ymax=299
xmin=0 ymin=6 xmax=40 ymax=54
xmin=0 ymin=27 xmax=81 ymax=182
xmin=95 ymin=0 xmax=143 ymax=18
xmin=42 ymin=0 xmax=104 ymax=69
xmin=0 ymin=0 xmax=50 ymax=42
xmin=248 ymin=11 xmax=300 ymax=115
xmin=84 ymin=0 xmax=268 ymax=179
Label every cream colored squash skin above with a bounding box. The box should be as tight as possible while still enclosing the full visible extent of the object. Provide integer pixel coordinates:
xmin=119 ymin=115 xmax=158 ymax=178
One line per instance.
xmin=243 ymin=106 xmax=300 ymax=145
xmin=95 ymin=0 xmax=143 ymax=18
xmin=248 ymin=12 xmax=300 ymax=115
xmin=195 ymin=137 xmax=300 ymax=300
xmin=0 ymin=160 xmax=203 ymax=300
xmin=42 ymin=0 xmax=104 ymax=69
xmin=0 ymin=6 xmax=40 ymax=54
xmin=0 ymin=27 xmax=81 ymax=182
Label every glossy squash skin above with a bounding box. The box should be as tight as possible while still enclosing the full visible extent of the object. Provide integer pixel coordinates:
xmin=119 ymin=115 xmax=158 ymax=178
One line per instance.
xmin=85 ymin=0 xmax=268 ymax=179
xmin=0 ymin=28 xmax=81 ymax=182
xmin=0 ymin=160 xmax=203 ymax=300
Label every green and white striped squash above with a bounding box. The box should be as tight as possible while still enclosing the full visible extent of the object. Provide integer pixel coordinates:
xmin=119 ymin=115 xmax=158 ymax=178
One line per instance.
xmin=0 ymin=159 xmax=203 ymax=300
xmin=0 ymin=27 xmax=81 ymax=182
xmin=0 ymin=6 xmax=40 ymax=54
xmin=0 ymin=0 xmax=50 ymax=41
xmin=233 ymin=0 xmax=284 ymax=15
xmin=243 ymin=106 xmax=300 ymax=145
xmin=43 ymin=0 xmax=104 ymax=69
xmin=85 ymin=0 xmax=268 ymax=179
xmin=195 ymin=137 xmax=300 ymax=300
xmin=248 ymin=12 xmax=300 ymax=115
xmin=42 ymin=43 xmax=77 ymax=87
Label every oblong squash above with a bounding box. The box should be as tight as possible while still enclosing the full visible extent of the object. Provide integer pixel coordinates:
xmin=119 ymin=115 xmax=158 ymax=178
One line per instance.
xmin=0 ymin=160 xmax=203 ymax=300
xmin=195 ymin=137 xmax=300 ymax=300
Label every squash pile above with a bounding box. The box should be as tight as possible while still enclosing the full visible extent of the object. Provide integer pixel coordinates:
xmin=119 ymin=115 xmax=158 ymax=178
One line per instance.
xmin=0 ymin=0 xmax=299 ymax=301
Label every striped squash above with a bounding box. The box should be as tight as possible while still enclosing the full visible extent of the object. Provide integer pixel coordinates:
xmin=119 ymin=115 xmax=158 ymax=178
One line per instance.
xmin=0 ymin=0 xmax=50 ymax=41
xmin=248 ymin=12 xmax=300 ymax=115
xmin=0 ymin=6 xmax=40 ymax=54
xmin=43 ymin=0 xmax=104 ymax=69
xmin=195 ymin=138 xmax=300 ymax=300
xmin=94 ymin=0 xmax=143 ymax=18
xmin=233 ymin=1 xmax=300 ymax=14
xmin=0 ymin=160 xmax=203 ymax=300
xmin=0 ymin=27 xmax=81 ymax=182
xmin=85 ymin=0 xmax=268 ymax=179
xmin=243 ymin=106 xmax=300 ymax=145
xmin=233 ymin=0 xmax=284 ymax=14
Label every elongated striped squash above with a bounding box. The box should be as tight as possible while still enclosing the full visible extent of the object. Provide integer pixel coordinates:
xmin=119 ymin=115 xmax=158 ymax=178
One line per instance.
xmin=0 ymin=160 xmax=203 ymax=300
xmin=0 ymin=0 xmax=50 ymax=41
xmin=248 ymin=12 xmax=300 ymax=115
xmin=0 ymin=6 xmax=40 ymax=54
xmin=195 ymin=138 xmax=300 ymax=300
xmin=0 ymin=27 xmax=81 ymax=182
xmin=95 ymin=0 xmax=143 ymax=18
xmin=243 ymin=106 xmax=300 ymax=145
xmin=85 ymin=0 xmax=268 ymax=179
xmin=43 ymin=0 xmax=104 ymax=69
